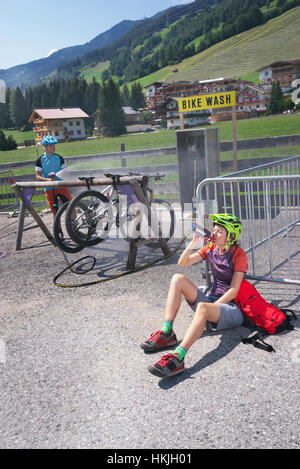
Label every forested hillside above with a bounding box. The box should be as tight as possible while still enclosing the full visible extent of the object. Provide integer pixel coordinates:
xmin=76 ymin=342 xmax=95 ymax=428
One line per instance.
xmin=57 ymin=0 xmax=300 ymax=84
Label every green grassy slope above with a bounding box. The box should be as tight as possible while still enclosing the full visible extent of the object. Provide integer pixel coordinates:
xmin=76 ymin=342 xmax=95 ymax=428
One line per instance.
xmin=80 ymin=61 xmax=110 ymax=83
xmin=133 ymin=6 xmax=300 ymax=87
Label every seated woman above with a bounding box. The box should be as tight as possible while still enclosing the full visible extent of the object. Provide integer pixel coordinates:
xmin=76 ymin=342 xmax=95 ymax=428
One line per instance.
xmin=141 ymin=213 xmax=247 ymax=379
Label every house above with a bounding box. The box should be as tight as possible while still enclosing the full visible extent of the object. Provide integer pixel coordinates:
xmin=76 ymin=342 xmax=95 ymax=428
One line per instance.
xmin=91 ymin=106 xmax=140 ymax=130
xmin=165 ymin=97 xmax=210 ymax=129
xmin=236 ymin=84 xmax=270 ymax=114
xmin=29 ymin=108 xmax=89 ymax=144
xmin=145 ymin=78 xmax=253 ymax=123
xmin=122 ymin=106 xmax=140 ymax=125
xmin=257 ymin=60 xmax=300 ymax=91
xmin=210 ymin=84 xmax=271 ymax=123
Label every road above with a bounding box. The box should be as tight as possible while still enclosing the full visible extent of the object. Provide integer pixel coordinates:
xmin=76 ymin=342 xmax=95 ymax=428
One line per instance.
xmin=0 ymin=211 xmax=299 ymax=449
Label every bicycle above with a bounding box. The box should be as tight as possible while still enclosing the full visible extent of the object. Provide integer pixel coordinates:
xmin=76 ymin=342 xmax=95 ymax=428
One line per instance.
xmin=64 ymin=173 xmax=175 ymax=248
xmin=125 ymin=172 xmax=175 ymax=243
xmin=52 ymin=193 xmax=85 ymax=254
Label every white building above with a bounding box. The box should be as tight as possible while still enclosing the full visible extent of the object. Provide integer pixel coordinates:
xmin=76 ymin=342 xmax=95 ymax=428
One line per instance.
xmin=29 ymin=108 xmax=89 ymax=144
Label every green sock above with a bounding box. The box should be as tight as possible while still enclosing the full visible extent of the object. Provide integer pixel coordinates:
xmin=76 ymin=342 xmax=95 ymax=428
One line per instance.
xmin=173 ymin=346 xmax=187 ymax=362
xmin=162 ymin=320 xmax=173 ymax=336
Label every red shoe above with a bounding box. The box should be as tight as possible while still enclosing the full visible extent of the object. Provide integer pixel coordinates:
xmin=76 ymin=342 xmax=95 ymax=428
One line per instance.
xmin=140 ymin=330 xmax=177 ymax=352
xmin=148 ymin=353 xmax=185 ymax=378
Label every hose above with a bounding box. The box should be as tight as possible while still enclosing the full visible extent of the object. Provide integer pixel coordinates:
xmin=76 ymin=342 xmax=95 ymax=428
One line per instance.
xmin=53 ymin=235 xmax=188 ymax=288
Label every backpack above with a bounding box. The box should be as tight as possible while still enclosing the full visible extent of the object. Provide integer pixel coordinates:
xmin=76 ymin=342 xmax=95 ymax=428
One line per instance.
xmin=233 ymin=280 xmax=296 ymax=352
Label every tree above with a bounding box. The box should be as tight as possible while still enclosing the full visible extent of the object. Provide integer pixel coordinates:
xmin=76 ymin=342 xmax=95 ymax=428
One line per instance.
xmin=10 ymin=87 xmax=27 ymax=128
xmin=121 ymin=84 xmax=131 ymax=107
xmin=98 ymin=78 xmax=126 ymax=136
xmin=6 ymin=134 xmax=17 ymax=150
xmin=130 ymin=82 xmax=146 ymax=110
xmin=266 ymin=81 xmax=285 ymax=115
xmin=0 ymin=130 xmax=7 ymax=150
xmin=0 ymin=129 xmax=17 ymax=151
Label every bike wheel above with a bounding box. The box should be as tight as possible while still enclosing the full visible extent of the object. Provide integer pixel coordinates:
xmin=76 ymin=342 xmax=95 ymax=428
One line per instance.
xmin=153 ymin=199 xmax=175 ymax=242
xmin=126 ymin=198 xmax=175 ymax=243
xmin=53 ymin=202 xmax=84 ymax=253
xmin=65 ymin=190 xmax=111 ymax=247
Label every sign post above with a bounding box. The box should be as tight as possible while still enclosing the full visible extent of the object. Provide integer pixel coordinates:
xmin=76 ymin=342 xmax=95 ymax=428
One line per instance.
xmin=178 ymin=90 xmax=237 ymax=172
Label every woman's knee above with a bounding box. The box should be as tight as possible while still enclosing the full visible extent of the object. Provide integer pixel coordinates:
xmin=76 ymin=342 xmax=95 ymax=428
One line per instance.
xmin=170 ymin=273 xmax=187 ymax=287
xmin=195 ymin=302 xmax=209 ymax=319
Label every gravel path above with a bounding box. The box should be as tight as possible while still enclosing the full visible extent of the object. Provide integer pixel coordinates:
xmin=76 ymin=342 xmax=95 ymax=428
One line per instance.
xmin=0 ymin=211 xmax=299 ymax=449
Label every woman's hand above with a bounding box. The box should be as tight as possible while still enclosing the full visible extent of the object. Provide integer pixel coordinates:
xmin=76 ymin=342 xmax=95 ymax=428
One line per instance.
xmin=186 ymin=233 xmax=201 ymax=250
xmin=178 ymin=234 xmax=203 ymax=267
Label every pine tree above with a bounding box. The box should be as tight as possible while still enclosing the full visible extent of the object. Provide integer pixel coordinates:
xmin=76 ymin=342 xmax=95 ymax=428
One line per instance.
xmin=6 ymin=134 xmax=17 ymax=150
xmin=98 ymin=78 xmax=126 ymax=136
xmin=0 ymin=129 xmax=7 ymax=150
xmin=130 ymin=82 xmax=146 ymax=110
xmin=266 ymin=81 xmax=285 ymax=115
xmin=0 ymin=129 xmax=17 ymax=151
xmin=10 ymin=86 xmax=27 ymax=128
xmin=121 ymin=84 xmax=131 ymax=107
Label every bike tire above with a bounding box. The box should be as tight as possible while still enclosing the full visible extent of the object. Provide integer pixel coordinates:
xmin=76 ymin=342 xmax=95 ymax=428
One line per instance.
xmin=53 ymin=202 xmax=84 ymax=254
xmin=126 ymin=198 xmax=175 ymax=243
xmin=154 ymin=199 xmax=175 ymax=242
xmin=65 ymin=190 xmax=111 ymax=247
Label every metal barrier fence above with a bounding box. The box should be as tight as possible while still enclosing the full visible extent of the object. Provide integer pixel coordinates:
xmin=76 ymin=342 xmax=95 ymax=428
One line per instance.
xmin=222 ymin=154 xmax=300 ymax=179
xmin=0 ymin=170 xmax=19 ymax=214
xmin=196 ymin=173 xmax=300 ymax=286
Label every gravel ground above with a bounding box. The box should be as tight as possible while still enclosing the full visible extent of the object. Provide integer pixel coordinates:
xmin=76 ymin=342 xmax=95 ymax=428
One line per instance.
xmin=0 ymin=210 xmax=299 ymax=449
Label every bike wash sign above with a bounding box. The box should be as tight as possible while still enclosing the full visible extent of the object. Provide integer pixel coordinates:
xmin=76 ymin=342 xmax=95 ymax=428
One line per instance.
xmin=178 ymin=91 xmax=236 ymax=112
xmin=178 ymin=91 xmax=238 ymax=172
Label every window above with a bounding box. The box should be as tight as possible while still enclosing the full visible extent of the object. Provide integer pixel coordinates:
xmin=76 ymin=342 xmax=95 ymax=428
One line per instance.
xmin=77 ymin=130 xmax=81 ymax=135
xmin=55 ymin=131 xmax=59 ymax=136
xmin=69 ymin=121 xmax=73 ymax=126
xmin=76 ymin=121 xmax=80 ymax=126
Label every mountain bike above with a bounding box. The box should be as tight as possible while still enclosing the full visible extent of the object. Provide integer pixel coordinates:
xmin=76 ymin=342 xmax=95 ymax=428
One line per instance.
xmin=64 ymin=173 xmax=175 ymax=248
xmin=52 ymin=194 xmax=84 ymax=254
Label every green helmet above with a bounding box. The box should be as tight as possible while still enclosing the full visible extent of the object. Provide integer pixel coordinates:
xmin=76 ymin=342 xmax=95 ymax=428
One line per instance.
xmin=209 ymin=213 xmax=242 ymax=246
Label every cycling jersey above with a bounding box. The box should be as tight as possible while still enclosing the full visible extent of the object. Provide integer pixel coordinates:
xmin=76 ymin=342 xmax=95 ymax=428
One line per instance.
xmin=198 ymin=243 xmax=247 ymax=297
xmin=35 ymin=153 xmax=66 ymax=192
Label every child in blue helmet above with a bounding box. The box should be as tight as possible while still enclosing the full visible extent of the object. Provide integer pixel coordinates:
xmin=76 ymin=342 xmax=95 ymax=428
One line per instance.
xmin=35 ymin=136 xmax=72 ymax=222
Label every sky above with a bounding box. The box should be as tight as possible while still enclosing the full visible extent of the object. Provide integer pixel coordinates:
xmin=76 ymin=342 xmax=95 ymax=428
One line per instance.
xmin=0 ymin=0 xmax=192 ymax=70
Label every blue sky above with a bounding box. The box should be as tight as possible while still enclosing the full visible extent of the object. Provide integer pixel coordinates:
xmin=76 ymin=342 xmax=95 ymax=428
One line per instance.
xmin=0 ymin=0 xmax=191 ymax=70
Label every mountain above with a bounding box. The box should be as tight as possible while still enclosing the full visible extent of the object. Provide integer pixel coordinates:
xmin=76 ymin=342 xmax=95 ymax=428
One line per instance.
xmin=55 ymin=0 xmax=297 ymax=86
xmin=0 ymin=0 xmax=215 ymax=89
xmin=140 ymin=5 xmax=300 ymax=86
xmin=56 ymin=0 xmax=221 ymax=82
xmin=0 ymin=19 xmax=141 ymax=89
xmin=1 ymin=0 xmax=299 ymax=91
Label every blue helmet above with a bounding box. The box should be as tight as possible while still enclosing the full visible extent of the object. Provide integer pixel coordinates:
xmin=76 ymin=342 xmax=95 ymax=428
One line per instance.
xmin=42 ymin=135 xmax=57 ymax=145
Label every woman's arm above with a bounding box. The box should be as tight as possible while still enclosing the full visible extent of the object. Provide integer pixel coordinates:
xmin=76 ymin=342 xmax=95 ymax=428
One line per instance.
xmin=178 ymin=234 xmax=204 ymax=267
xmin=214 ymin=271 xmax=245 ymax=305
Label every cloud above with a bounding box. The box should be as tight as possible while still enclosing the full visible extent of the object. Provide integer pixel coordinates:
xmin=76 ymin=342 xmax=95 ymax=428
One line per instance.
xmin=45 ymin=48 xmax=58 ymax=58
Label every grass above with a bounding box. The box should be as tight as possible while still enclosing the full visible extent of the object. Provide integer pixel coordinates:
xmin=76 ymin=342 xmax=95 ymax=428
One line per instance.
xmin=3 ymin=129 xmax=36 ymax=144
xmin=1 ymin=113 xmax=300 ymax=167
xmin=80 ymin=61 xmax=110 ymax=83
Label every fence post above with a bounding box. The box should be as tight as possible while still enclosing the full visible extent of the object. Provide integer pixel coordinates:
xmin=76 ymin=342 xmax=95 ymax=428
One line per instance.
xmin=120 ymin=143 xmax=127 ymax=168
